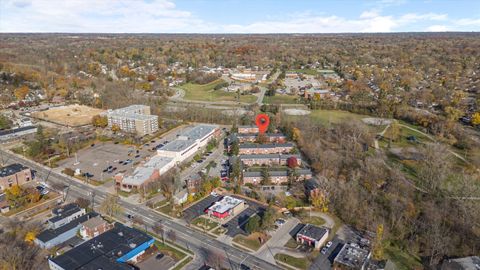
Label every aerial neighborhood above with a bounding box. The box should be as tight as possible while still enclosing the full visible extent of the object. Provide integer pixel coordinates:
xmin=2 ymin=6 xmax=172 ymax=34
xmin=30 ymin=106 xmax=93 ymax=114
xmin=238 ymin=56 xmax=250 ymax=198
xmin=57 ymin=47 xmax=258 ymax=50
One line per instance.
xmin=0 ymin=4 xmax=479 ymax=270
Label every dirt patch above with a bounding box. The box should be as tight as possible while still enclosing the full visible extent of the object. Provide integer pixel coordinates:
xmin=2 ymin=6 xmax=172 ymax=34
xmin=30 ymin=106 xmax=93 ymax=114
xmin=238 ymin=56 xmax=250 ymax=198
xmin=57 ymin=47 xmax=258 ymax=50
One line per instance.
xmin=32 ymin=104 xmax=105 ymax=127
xmin=283 ymin=108 xmax=311 ymax=115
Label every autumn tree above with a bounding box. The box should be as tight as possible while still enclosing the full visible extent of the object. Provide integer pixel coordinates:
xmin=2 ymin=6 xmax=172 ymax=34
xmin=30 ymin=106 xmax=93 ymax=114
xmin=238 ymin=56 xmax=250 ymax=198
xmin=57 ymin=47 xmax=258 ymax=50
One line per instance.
xmin=100 ymin=194 xmax=122 ymax=217
xmin=310 ymin=191 xmax=329 ymax=213
xmin=92 ymin=115 xmax=108 ymax=127
xmin=14 ymin=85 xmax=29 ymax=101
xmin=472 ymin=112 xmax=480 ymax=126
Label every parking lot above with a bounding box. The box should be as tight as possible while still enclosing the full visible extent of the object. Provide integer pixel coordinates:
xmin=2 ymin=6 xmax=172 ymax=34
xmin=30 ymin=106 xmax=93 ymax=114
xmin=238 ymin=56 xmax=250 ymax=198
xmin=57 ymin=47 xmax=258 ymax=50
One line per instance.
xmin=56 ymin=142 xmax=158 ymax=182
xmin=308 ymin=237 xmax=343 ymax=270
xmin=223 ymin=195 xmax=266 ymax=237
xmin=183 ymin=195 xmax=223 ymax=223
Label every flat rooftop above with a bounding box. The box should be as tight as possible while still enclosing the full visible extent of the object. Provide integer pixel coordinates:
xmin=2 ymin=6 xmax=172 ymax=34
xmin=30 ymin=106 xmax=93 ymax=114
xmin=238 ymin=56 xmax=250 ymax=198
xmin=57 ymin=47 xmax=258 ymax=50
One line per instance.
xmin=50 ymin=223 xmax=152 ymax=270
xmin=239 ymin=154 xmax=301 ymax=159
xmin=244 ymin=169 xmax=312 ymax=177
xmin=297 ymin=224 xmax=328 ymax=240
xmin=181 ymin=124 xmax=218 ymax=140
xmin=0 ymin=163 xmax=28 ymax=177
xmin=159 ymin=124 xmax=218 ymax=152
xmin=0 ymin=126 xmax=36 ymax=137
xmin=207 ymin=196 xmax=243 ymax=214
xmin=37 ymin=212 xmax=98 ymax=243
xmin=107 ymin=104 xmax=156 ymax=121
xmin=122 ymin=155 xmax=174 ymax=186
xmin=239 ymin=143 xmax=294 ymax=149
xmin=334 ymin=242 xmax=370 ymax=269
xmin=49 ymin=203 xmax=83 ymax=223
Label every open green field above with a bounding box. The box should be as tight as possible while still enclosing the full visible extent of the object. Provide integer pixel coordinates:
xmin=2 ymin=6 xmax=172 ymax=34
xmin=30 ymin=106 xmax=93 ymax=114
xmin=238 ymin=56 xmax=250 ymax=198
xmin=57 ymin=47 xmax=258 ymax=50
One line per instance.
xmin=298 ymin=109 xmax=368 ymax=126
xmin=263 ymin=95 xmax=299 ymax=104
xmin=275 ymin=253 xmax=309 ymax=270
xmin=180 ymin=79 xmax=257 ymax=103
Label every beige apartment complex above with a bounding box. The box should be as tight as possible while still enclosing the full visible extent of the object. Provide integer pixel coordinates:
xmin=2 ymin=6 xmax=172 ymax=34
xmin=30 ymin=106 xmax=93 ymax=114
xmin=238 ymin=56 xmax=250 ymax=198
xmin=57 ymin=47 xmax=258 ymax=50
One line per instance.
xmin=106 ymin=105 xmax=158 ymax=136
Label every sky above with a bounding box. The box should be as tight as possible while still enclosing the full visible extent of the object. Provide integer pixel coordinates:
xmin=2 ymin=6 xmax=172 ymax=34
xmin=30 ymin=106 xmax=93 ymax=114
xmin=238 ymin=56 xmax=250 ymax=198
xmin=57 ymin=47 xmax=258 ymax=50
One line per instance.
xmin=0 ymin=0 xmax=479 ymax=33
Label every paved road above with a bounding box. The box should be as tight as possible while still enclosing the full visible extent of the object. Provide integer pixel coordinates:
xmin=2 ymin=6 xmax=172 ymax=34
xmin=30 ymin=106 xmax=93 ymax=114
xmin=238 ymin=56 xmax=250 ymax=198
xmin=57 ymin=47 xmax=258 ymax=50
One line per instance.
xmin=0 ymin=149 xmax=281 ymax=270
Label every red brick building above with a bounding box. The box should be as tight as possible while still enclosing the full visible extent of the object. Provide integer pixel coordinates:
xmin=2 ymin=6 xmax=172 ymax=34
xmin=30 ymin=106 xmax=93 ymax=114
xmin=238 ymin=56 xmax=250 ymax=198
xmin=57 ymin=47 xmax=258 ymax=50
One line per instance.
xmin=79 ymin=216 xmax=113 ymax=239
xmin=0 ymin=164 xmax=32 ymax=192
xmin=238 ymin=143 xmax=294 ymax=155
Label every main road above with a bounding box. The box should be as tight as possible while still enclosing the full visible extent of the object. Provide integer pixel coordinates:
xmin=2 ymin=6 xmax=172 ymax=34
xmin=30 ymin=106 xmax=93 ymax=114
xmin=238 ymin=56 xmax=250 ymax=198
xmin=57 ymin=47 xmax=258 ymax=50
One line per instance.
xmin=0 ymin=149 xmax=281 ymax=270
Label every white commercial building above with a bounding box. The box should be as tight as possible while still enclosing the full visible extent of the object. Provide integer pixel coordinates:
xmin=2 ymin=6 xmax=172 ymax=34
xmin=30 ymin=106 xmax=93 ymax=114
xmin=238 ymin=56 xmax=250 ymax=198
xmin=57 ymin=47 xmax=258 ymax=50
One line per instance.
xmin=157 ymin=124 xmax=219 ymax=164
xmin=115 ymin=155 xmax=174 ymax=192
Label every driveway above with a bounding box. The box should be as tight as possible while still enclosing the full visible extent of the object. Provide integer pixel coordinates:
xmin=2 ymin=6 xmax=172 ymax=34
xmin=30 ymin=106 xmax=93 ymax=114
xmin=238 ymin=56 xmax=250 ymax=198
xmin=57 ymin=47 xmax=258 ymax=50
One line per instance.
xmin=255 ymin=217 xmax=301 ymax=264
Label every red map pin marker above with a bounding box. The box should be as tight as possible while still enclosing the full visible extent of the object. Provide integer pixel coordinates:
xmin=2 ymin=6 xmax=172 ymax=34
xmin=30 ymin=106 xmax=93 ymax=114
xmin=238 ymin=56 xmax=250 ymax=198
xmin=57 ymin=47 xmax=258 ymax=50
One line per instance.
xmin=255 ymin=114 xmax=270 ymax=134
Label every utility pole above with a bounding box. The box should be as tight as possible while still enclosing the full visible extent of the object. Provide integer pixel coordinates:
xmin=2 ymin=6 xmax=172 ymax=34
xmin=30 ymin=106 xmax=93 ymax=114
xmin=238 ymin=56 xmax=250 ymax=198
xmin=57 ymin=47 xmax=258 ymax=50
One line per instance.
xmin=90 ymin=191 xmax=96 ymax=210
xmin=223 ymin=247 xmax=235 ymax=270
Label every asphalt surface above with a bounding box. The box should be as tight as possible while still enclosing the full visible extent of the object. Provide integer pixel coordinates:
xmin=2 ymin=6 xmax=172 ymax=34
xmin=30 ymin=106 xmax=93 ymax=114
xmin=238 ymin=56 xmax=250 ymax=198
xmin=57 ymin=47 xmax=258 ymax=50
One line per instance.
xmin=0 ymin=149 xmax=281 ymax=270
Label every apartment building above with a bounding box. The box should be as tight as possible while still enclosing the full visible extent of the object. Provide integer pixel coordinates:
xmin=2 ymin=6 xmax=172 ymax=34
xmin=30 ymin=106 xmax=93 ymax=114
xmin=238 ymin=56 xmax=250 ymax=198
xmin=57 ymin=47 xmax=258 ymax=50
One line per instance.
xmin=238 ymin=125 xmax=259 ymax=134
xmin=236 ymin=133 xmax=286 ymax=143
xmin=238 ymin=143 xmax=294 ymax=155
xmin=243 ymin=169 xmax=312 ymax=185
xmin=0 ymin=163 xmax=33 ymax=191
xmin=239 ymin=154 xmax=302 ymax=167
xmin=106 ymin=105 xmax=158 ymax=136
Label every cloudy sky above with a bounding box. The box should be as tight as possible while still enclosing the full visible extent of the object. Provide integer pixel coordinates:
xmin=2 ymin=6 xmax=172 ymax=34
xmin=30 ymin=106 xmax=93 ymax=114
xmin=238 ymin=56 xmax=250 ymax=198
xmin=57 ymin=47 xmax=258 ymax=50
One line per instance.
xmin=0 ymin=0 xmax=479 ymax=33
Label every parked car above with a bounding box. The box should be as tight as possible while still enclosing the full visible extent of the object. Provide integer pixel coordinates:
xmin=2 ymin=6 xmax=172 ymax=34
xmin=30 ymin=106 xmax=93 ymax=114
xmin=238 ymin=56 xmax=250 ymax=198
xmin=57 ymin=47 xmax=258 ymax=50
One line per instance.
xmin=326 ymin=241 xmax=333 ymax=248
xmin=321 ymin=247 xmax=328 ymax=254
xmin=36 ymin=185 xmax=49 ymax=195
xmin=155 ymin=253 xmax=164 ymax=260
xmin=275 ymin=218 xmax=286 ymax=226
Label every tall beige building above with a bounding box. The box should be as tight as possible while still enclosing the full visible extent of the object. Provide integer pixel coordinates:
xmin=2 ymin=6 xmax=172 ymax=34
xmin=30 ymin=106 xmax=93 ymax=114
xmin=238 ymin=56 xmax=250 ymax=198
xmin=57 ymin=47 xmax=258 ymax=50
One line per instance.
xmin=106 ymin=105 xmax=158 ymax=136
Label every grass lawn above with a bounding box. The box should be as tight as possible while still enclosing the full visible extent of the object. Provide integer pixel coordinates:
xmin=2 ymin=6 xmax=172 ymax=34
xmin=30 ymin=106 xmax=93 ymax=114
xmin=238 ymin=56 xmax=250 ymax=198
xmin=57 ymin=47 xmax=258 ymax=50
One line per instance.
xmin=212 ymin=226 xmax=227 ymax=236
xmin=155 ymin=241 xmax=187 ymax=261
xmin=263 ymin=95 xmax=299 ymax=104
xmin=300 ymin=216 xmax=326 ymax=226
xmin=158 ymin=203 xmax=176 ymax=217
xmin=275 ymin=253 xmax=309 ymax=270
xmin=191 ymin=217 xmax=219 ymax=232
xmin=172 ymin=256 xmax=193 ymax=270
xmin=303 ymin=110 xmax=368 ymax=126
xmin=385 ymin=244 xmax=423 ymax=270
xmin=284 ymin=238 xmax=299 ymax=249
xmin=232 ymin=232 xmax=269 ymax=251
xmin=180 ymin=79 xmax=256 ymax=103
